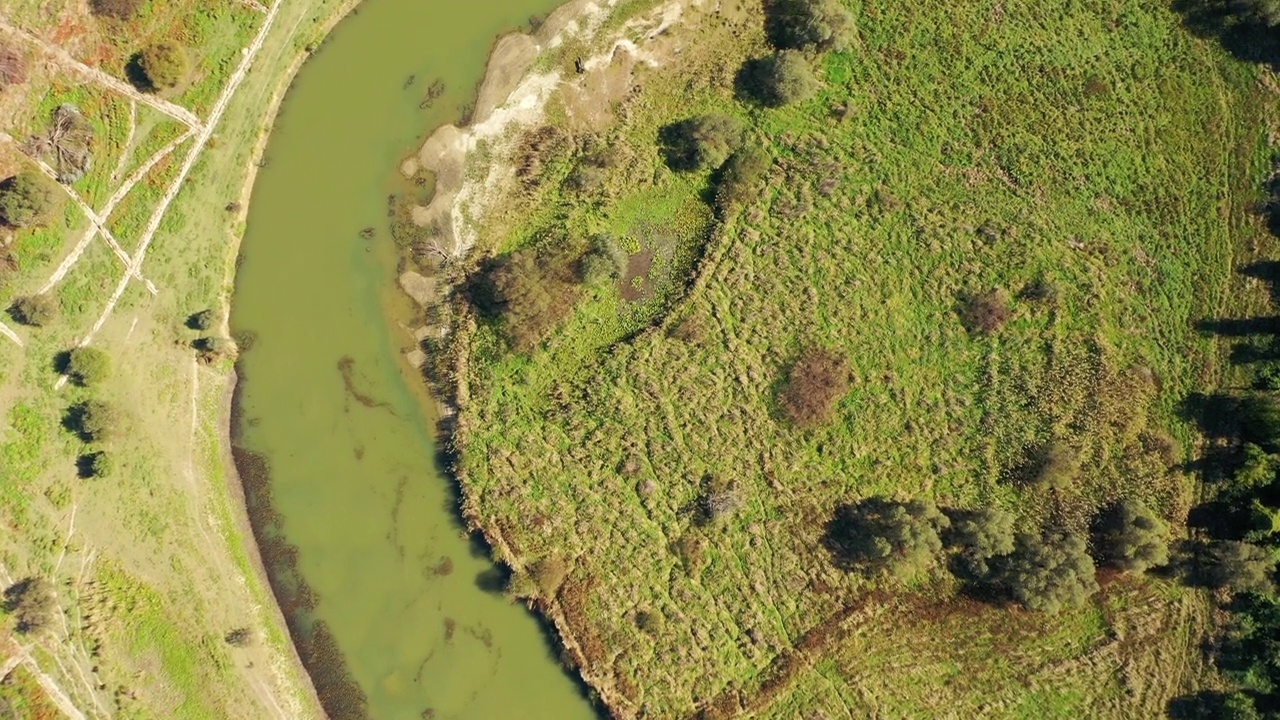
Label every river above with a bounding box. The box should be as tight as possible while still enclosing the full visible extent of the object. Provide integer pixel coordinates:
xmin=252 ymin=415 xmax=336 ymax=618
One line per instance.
xmin=229 ymin=1 xmax=599 ymax=718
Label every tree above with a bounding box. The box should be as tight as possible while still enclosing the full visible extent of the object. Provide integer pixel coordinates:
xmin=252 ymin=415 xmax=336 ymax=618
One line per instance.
xmin=530 ymin=556 xmax=570 ymax=597
xmin=90 ymin=0 xmax=144 ymax=20
xmin=1098 ymin=499 xmax=1169 ymax=573
xmin=135 ymin=41 xmax=189 ymax=92
xmin=481 ymin=249 xmax=580 ymax=352
xmin=1029 ymin=441 xmax=1081 ymax=490
xmin=945 ymin=506 xmax=1016 ymax=578
xmin=715 ymin=145 xmax=771 ymax=213
xmin=188 ymin=309 xmax=216 ymax=331
xmin=779 ymin=346 xmax=850 ymax=427
xmin=1220 ymin=691 xmax=1262 ymax=720
xmin=3 ymin=577 xmax=55 ymax=635
xmin=194 ymin=336 xmax=235 ymax=362
xmin=659 ymin=114 xmax=746 ymax=171
xmin=999 ymin=532 xmax=1099 ymax=613
xmin=72 ymin=399 xmax=120 ymax=443
xmin=1240 ymin=393 xmax=1280 ymax=450
xmin=1231 ymin=443 xmax=1277 ymax=502
xmin=766 ymin=0 xmax=855 ymax=52
xmin=823 ymin=497 xmax=950 ymax=579
xmin=1203 ymin=541 xmax=1275 ymax=593
xmin=744 ymin=50 xmax=817 ymax=107
xmin=0 ymin=170 xmax=60 ymax=228
xmin=1233 ymin=0 xmax=1280 ymax=26
xmin=67 ymin=346 xmax=111 ymax=387
xmin=578 ymin=234 xmax=628 ymax=287
xmin=10 ymin=294 xmax=58 ymax=327
xmin=84 ymin=450 xmax=115 ymax=478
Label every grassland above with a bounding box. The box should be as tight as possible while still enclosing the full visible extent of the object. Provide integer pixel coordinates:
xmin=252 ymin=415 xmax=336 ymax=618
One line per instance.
xmin=0 ymin=0 xmax=356 ymax=716
xmin=440 ymin=0 xmax=1279 ymax=717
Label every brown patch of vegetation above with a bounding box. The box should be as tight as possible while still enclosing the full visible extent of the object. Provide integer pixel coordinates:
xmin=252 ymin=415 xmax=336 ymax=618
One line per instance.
xmin=477 ymin=248 xmax=581 ymax=352
xmin=0 ymin=46 xmax=28 ymax=90
xmin=959 ymin=288 xmax=1013 ymax=335
xmin=778 ymin=346 xmax=850 ymax=427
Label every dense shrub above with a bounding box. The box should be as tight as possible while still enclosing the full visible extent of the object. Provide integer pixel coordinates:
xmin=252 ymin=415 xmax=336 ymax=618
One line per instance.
xmin=999 ymin=532 xmax=1099 ymax=613
xmin=188 ymin=309 xmax=216 ymax=331
xmin=715 ymin=145 xmax=771 ymax=213
xmin=959 ymin=289 xmax=1012 ymax=335
xmin=135 ymin=41 xmax=189 ymax=92
xmin=944 ymin=506 xmax=1016 ymax=578
xmin=1203 ymin=541 xmax=1275 ymax=593
xmin=1030 ymin=441 xmax=1081 ymax=490
xmin=10 ymin=294 xmax=58 ymax=327
xmin=90 ymin=0 xmax=144 ymax=19
xmin=697 ymin=475 xmax=744 ymax=525
xmin=578 ymin=234 xmax=629 ymax=287
xmin=3 ymin=577 xmax=55 ymax=634
xmin=779 ymin=346 xmax=849 ymax=427
xmin=71 ymin=399 xmax=120 ymax=443
xmin=194 ymin=336 xmax=235 ymax=362
xmin=1233 ymin=0 xmax=1280 ymax=26
xmin=67 ymin=347 xmax=111 ymax=387
xmin=531 ymin=556 xmax=570 ymax=597
xmin=83 ymin=450 xmax=115 ymax=478
xmin=481 ymin=249 xmax=579 ymax=352
xmin=0 ymin=170 xmax=60 ymax=228
xmin=823 ymin=497 xmax=950 ymax=579
xmin=743 ymin=50 xmax=817 ymax=107
xmin=765 ymin=0 xmax=855 ymax=51
xmin=659 ymin=114 xmax=746 ymax=172
xmin=1098 ymin=499 xmax=1169 ymax=573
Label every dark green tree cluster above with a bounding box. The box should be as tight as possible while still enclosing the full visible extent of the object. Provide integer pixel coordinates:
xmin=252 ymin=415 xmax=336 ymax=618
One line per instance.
xmin=714 ymin=145 xmax=771 ymax=214
xmin=480 ymin=248 xmax=581 ymax=352
xmin=1233 ymin=0 xmax=1280 ymax=27
xmin=740 ymin=50 xmax=817 ymax=108
xmin=0 ymin=169 xmax=60 ymax=228
xmin=765 ymin=0 xmax=855 ymax=52
xmin=824 ymin=497 xmax=949 ymax=579
xmin=999 ymin=533 xmax=1100 ymax=614
xmin=660 ymin=114 xmax=746 ymax=172
xmin=67 ymin=397 xmax=120 ymax=478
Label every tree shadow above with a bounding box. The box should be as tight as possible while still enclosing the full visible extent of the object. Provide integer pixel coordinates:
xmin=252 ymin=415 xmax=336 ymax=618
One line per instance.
xmin=123 ymin=53 xmax=155 ymax=93
xmin=51 ymin=350 xmax=70 ymax=376
xmin=75 ymin=453 xmax=98 ymax=479
xmin=657 ymin=119 xmax=699 ymax=172
xmin=1172 ymin=0 xmax=1280 ymax=68
xmin=61 ymin=403 xmax=91 ymax=443
xmin=733 ymin=57 xmax=770 ymax=106
xmin=1178 ymin=392 xmax=1240 ymax=439
xmin=1194 ymin=316 xmax=1280 ymax=337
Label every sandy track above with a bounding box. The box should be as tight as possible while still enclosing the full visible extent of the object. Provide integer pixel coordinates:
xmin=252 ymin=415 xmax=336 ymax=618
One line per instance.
xmin=0 ymin=16 xmax=202 ymax=129
xmin=0 ymin=319 xmax=23 ymax=347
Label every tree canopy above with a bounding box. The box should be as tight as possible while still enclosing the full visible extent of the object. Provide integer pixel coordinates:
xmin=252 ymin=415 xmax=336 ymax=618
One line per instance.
xmin=1098 ymin=499 xmax=1169 ymax=573
xmin=999 ymin=532 xmax=1099 ymax=614
xmin=660 ymin=114 xmax=746 ymax=171
xmin=824 ymin=497 xmax=950 ymax=579
xmin=0 ymin=170 xmax=60 ymax=228
xmin=765 ymin=0 xmax=855 ymax=51
xmin=10 ymin=294 xmax=58 ymax=327
xmin=945 ymin=506 xmax=1016 ymax=578
xmin=744 ymin=50 xmax=817 ymax=107
xmin=135 ymin=41 xmax=189 ymax=92
xmin=67 ymin=347 xmax=111 ymax=387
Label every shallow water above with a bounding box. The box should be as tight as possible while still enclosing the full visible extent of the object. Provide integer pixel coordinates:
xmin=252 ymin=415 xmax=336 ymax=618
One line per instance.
xmin=230 ymin=1 xmax=597 ymax=718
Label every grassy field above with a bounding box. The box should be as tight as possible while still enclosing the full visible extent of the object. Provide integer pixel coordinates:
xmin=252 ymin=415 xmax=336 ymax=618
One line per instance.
xmin=446 ymin=0 xmax=1277 ymax=716
xmin=0 ymin=0 xmax=353 ymax=716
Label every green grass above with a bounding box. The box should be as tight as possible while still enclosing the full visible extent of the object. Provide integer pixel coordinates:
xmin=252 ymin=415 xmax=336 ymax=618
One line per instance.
xmin=449 ymin=0 xmax=1275 ymax=717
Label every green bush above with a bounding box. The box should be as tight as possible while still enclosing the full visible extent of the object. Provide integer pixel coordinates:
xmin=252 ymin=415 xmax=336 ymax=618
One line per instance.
xmin=73 ymin=400 xmax=120 ymax=443
xmin=944 ymin=506 xmax=1016 ymax=578
xmin=578 ymin=234 xmax=629 ymax=287
xmin=135 ymin=41 xmax=189 ymax=92
xmin=1030 ymin=441 xmax=1081 ymax=490
xmin=824 ymin=497 xmax=950 ymax=579
xmin=999 ymin=532 xmax=1099 ymax=613
xmin=1098 ymin=499 xmax=1169 ymax=573
xmin=10 ymin=294 xmax=58 ymax=327
xmin=1203 ymin=541 xmax=1275 ymax=593
xmin=481 ymin=249 xmax=580 ymax=352
xmin=765 ymin=0 xmax=855 ymax=51
xmin=659 ymin=115 xmax=746 ymax=172
xmin=1240 ymin=393 xmax=1280 ymax=450
xmin=0 ymin=170 xmax=60 ymax=228
xmin=745 ymin=50 xmax=817 ymax=107
xmin=67 ymin=347 xmax=111 ymax=387
xmin=1233 ymin=0 xmax=1280 ymax=26
xmin=84 ymin=451 xmax=115 ymax=478
xmin=188 ymin=309 xmax=216 ymax=331
xmin=715 ymin=145 xmax=771 ymax=213
xmin=530 ymin=556 xmax=570 ymax=597
xmin=3 ymin=577 xmax=55 ymax=634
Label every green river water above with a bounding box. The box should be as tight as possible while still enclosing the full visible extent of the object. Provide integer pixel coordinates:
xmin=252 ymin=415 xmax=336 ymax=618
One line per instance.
xmin=230 ymin=1 xmax=598 ymax=718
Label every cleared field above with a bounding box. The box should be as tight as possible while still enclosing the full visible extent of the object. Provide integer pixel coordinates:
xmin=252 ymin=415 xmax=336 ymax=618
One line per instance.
xmin=446 ymin=0 xmax=1276 ymax=716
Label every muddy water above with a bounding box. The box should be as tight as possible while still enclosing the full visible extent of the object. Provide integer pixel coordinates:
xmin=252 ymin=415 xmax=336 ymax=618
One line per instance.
xmin=231 ymin=1 xmax=597 ymax=718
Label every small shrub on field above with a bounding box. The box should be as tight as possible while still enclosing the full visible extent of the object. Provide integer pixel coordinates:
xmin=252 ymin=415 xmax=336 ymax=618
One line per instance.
xmin=67 ymin=347 xmax=111 ymax=387
xmin=0 ymin=170 xmax=61 ymax=228
xmin=79 ymin=450 xmax=115 ymax=479
xmin=10 ymin=294 xmax=58 ymax=327
xmin=0 ymin=46 xmax=28 ymax=90
xmin=90 ymin=0 xmax=144 ymax=19
xmin=225 ymin=627 xmax=254 ymax=647
xmin=578 ymin=234 xmax=628 ymax=287
xmin=1097 ymin=499 xmax=1169 ymax=573
xmin=1019 ymin=276 xmax=1059 ymax=304
xmin=188 ymin=309 xmax=216 ymax=331
xmin=68 ymin=399 xmax=120 ymax=443
xmin=779 ymin=346 xmax=849 ymax=427
xmin=823 ymin=497 xmax=950 ymax=579
xmin=567 ymin=139 xmax=629 ymax=193
xmin=944 ymin=506 xmax=1016 ymax=578
xmin=515 ymin=126 xmax=569 ymax=190
xmin=531 ymin=556 xmax=570 ymax=597
xmin=133 ymin=41 xmax=189 ymax=92
xmin=1202 ymin=540 xmax=1275 ymax=593
xmin=659 ymin=115 xmax=746 ymax=172
xmin=959 ymin=289 xmax=1012 ymax=335
xmin=1029 ymin=441 xmax=1081 ymax=490
xmin=740 ymin=50 xmax=817 ymax=107
xmin=634 ymin=609 xmax=665 ymax=635
xmin=765 ymin=0 xmax=855 ymax=51
xmin=715 ymin=145 xmax=771 ymax=214
xmin=998 ymin=532 xmax=1099 ymax=614
xmin=697 ymin=475 xmax=744 ymax=525
xmin=3 ymin=577 xmax=55 ymax=635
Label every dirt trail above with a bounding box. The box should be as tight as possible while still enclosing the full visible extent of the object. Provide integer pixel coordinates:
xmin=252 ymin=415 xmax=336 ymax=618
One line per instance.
xmin=0 ymin=16 xmax=202 ymax=129
xmin=0 ymin=319 xmax=23 ymax=347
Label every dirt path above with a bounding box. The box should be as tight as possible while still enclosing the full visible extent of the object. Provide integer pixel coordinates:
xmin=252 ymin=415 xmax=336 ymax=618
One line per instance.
xmin=39 ymin=129 xmax=193 ymax=295
xmin=0 ymin=17 xmax=202 ymax=129
xmin=0 ymin=319 xmax=23 ymax=347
